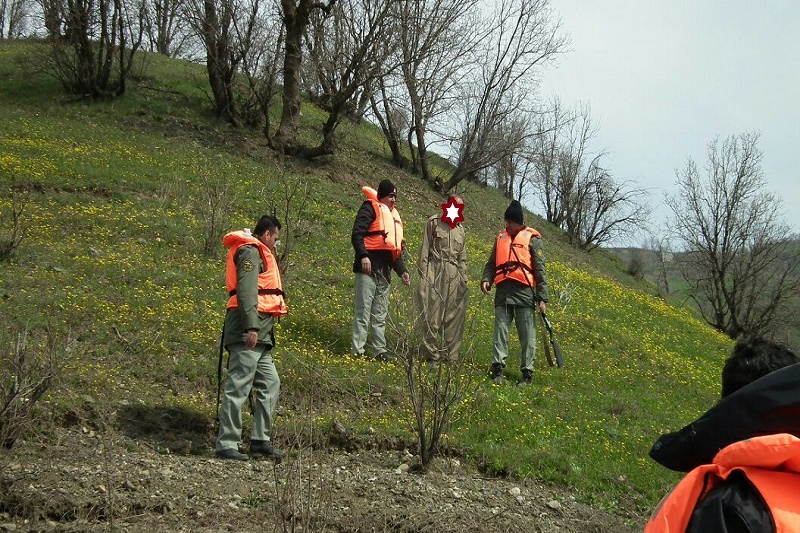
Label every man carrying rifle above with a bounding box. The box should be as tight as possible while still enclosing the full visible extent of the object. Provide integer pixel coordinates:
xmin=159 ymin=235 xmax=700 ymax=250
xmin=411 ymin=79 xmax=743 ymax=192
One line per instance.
xmin=480 ymin=200 xmax=549 ymax=386
xmin=216 ymin=215 xmax=287 ymax=461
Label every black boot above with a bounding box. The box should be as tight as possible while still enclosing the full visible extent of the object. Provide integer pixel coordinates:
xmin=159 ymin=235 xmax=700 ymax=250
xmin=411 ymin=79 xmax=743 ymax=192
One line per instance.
xmin=517 ymin=369 xmax=533 ymax=386
xmin=490 ymin=363 xmax=505 ymax=385
xmin=215 ymin=448 xmax=249 ymax=461
xmin=250 ymin=440 xmax=286 ymax=462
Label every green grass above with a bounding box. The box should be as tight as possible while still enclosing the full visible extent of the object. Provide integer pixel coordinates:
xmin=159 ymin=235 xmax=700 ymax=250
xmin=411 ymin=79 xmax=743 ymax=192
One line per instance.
xmin=0 ymin=40 xmax=733 ymax=521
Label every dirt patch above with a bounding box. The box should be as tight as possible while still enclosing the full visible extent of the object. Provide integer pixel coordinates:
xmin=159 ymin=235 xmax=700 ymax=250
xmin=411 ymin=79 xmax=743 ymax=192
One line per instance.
xmin=0 ymin=415 xmax=644 ymax=532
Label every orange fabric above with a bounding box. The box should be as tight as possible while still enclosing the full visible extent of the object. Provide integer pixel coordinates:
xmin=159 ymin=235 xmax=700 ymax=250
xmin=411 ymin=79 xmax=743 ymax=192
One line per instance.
xmin=223 ymin=231 xmax=287 ymax=317
xmin=361 ymin=186 xmax=404 ymax=260
xmin=493 ymin=227 xmax=541 ymax=287
xmin=645 ymin=434 xmax=800 ymax=533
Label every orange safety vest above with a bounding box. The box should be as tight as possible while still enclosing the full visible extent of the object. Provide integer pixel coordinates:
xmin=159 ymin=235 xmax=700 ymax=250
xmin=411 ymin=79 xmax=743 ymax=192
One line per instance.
xmin=223 ymin=230 xmax=287 ymax=317
xmin=493 ymin=227 xmax=541 ymax=287
xmin=645 ymin=433 xmax=800 ymax=533
xmin=361 ymin=185 xmax=404 ymax=260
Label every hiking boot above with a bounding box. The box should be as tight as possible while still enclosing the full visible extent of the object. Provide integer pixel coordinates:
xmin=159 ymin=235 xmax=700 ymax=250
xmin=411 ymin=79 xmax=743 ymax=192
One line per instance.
xmin=215 ymin=448 xmax=249 ymax=461
xmin=517 ymin=370 xmax=533 ymax=387
xmin=250 ymin=440 xmax=286 ymax=462
xmin=374 ymin=352 xmax=390 ymax=363
xmin=490 ymin=363 xmax=505 ymax=385
xmin=517 ymin=368 xmax=533 ymax=387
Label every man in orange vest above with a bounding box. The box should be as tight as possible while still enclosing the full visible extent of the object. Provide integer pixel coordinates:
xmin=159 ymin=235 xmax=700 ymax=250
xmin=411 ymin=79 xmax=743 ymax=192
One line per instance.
xmin=351 ymin=179 xmax=410 ymax=361
xmin=645 ymin=338 xmax=800 ymax=532
xmin=216 ymin=215 xmax=287 ymax=461
xmin=480 ymin=200 xmax=549 ymax=386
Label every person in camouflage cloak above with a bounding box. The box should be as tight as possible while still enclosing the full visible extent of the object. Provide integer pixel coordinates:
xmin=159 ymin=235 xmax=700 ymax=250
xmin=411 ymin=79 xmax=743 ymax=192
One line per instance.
xmin=416 ymin=195 xmax=468 ymax=365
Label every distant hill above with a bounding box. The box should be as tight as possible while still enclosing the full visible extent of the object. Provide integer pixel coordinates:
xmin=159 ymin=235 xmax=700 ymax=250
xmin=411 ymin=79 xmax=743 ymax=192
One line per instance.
xmin=609 ymin=243 xmax=800 ymax=349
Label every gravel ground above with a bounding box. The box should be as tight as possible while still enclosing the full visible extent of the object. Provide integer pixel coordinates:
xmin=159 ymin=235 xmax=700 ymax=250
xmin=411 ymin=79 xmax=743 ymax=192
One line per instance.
xmin=0 ymin=420 xmax=645 ymax=533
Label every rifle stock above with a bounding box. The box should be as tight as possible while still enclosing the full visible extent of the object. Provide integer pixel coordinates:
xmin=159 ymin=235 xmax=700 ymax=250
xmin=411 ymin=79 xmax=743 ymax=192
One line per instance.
xmin=538 ymin=313 xmax=554 ymax=366
xmin=539 ymin=311 xmax=564 ymax=368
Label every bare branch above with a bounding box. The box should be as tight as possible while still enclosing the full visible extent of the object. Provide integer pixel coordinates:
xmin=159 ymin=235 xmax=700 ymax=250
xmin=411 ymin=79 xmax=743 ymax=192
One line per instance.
xmin=667 ymin=131 xmax=800 ymax=340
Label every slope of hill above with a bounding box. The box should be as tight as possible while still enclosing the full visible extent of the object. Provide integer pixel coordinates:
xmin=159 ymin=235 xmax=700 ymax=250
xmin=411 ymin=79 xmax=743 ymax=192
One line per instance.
xmin=0 ymin=40 xmax=733 ymax=531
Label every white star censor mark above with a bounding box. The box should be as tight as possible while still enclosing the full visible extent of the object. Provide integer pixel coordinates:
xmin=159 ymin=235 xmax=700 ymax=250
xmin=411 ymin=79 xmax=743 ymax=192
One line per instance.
xmin=440 ymin=197 xmax=465 ymax=229
xmin=446 ymin=204 xmax=460 ymax=222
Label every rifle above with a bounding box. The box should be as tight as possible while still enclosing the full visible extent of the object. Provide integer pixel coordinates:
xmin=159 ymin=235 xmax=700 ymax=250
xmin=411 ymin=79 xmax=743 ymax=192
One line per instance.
xmin=538 ymin=311 xmax=564 ymax=368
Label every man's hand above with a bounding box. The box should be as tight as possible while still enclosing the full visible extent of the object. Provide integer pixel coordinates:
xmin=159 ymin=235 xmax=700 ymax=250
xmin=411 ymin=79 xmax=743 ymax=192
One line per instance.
xmin=360 ymin=257 xmax=372 ymax=275
xmin=481 ymin=281 xmax=491 ymax=294
xmin=538 ymin=301 xmax=547 ymax=315
xmin=245 ymin=330 xmax=258 ymax=348
xmin=401 ymin=271 xmax=410 ymax=285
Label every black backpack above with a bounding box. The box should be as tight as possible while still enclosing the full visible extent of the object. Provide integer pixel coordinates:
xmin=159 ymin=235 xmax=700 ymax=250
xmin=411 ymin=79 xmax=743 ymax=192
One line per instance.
xmin=686 ymin=470 xmax=774 ymax=533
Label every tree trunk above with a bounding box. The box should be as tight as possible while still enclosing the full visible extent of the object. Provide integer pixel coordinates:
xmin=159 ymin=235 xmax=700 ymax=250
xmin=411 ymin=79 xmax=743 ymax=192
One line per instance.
xmin=370 ymin=82 xmax=410 ymax=170
xmin=413 ymin=124 xmax=437 ymax=189
xmin=272 ymin=1 xmax=306 ymax=151
xmin=201 ymin=0 xmax=238 ymax=122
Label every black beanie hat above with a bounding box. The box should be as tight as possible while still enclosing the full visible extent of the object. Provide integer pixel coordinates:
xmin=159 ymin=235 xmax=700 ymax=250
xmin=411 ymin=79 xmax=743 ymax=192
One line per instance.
xmin=504 ymin=200 xmax=524 ymax=225
xmin=377 ymin=179 xmax=396 ymax=199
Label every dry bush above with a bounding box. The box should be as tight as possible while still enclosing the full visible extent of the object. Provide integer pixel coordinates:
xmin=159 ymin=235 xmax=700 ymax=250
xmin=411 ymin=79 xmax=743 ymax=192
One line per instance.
xmin=386 ymin=285 xmax=483 ymax=470
xmin=194 ymin=167 xmax=240 ymax=258
xmin=259 ymin=166 xmax=312 ymax=276
xmin=0 ymin=325 xmax=80 ymax=448
xmin=627 ymin=250 xmax=646 ymax=280
xmin=0 ymin=180 xmax=31 ymax=262
xmin=264 ymin=431 xmax=337 ymax=533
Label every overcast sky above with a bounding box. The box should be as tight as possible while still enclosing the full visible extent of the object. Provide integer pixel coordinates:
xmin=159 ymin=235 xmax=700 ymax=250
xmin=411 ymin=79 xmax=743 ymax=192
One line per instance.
xmin=537 ymin=0 xmax=800 ymax=245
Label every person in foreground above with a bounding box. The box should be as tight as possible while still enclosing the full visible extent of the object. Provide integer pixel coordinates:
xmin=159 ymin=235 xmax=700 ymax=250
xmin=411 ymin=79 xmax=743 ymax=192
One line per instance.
xmin=350 ymin=179 xmax=410 ymax=361
xmin=416 ymin=195 xmax=468 ymax=365
xmin=645 ymin=337 xmax=800 ymax=532
xmin=216 ymin=215 xmax=287 ymax=461
xmin=480 ymin=200 xmax=548 ymax=386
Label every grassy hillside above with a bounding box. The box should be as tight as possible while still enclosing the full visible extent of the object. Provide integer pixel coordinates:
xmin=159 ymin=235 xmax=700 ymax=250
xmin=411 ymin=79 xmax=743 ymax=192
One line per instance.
xmin=0 ymin=40 xmax=733 ymax=519
xmin=611 ymin=246 xmax=800 ymax=350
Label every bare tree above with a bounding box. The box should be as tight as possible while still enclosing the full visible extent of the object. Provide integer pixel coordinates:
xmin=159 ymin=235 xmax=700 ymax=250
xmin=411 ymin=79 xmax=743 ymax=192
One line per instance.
xmin=528 ymin=102 xmax=649 ymax=250
xmin=259 ymin=166 xmax=312 ymax=276
xmin=565 ymin=166 xmax=651 ymax=251
xmin=442 ymin=0 xmax=566 ymax=193
xmin=645 ymin=234 xmax=674 ymax=296
xmin=385 ymin=282 xmax=481 ymax=470
xmin=185 ymin=0 xmax=278 ymax=123
xmin=369 ymin=75 xmax=411 ymax=169
xmin=488 ymin=116 xmax=533 ymax=200
xmin=270 ymin=0 xmax=335 ymax=152
xmin=302 ymin=0 xmax=384 ymax=119
xmin=278 ymin=0 xmax=395 ymax=158
xmin=237 ymin=2 xmax=283 ymax=133
xmin=36 ymin=0 xmax=65 ymax=40
xmin=1 ymin=0 xmax=31 ymax=38
xmin=44 ymin=0 xmax=145 ymax=98
xmin=142 ymin=0 xmax=193 ymax=56
xmin=529 ymin=97 xmax=570 ymax=225
xmin=382 ymin=0 xmax=478 ymax=184
xmin=0 ymin=179 xmax=31 ymax=262
xmin=538 ymin=101 xmax=592 ymax=228
xmin=1 ymin=324 xmax=82 ymax=449
xmin=193 ymin=163 xmax=239 ymax=258
xmin=667 ymin=132 xmax=800 ymax=340
xmin=184 ymin=0 xmax=248 ymax=122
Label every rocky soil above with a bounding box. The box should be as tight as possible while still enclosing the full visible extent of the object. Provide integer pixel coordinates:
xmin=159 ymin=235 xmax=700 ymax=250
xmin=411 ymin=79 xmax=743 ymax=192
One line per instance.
xmin=0 ymin=417 xmax=645 ymax=533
